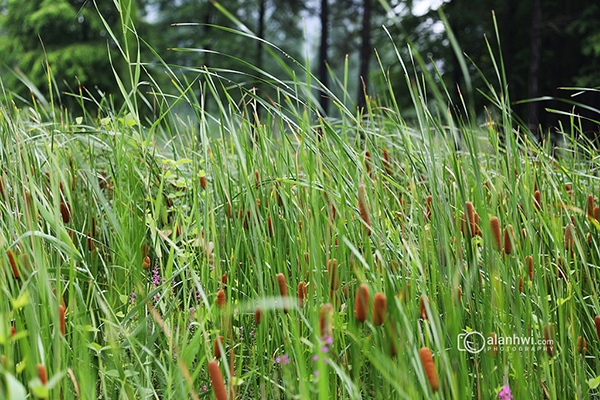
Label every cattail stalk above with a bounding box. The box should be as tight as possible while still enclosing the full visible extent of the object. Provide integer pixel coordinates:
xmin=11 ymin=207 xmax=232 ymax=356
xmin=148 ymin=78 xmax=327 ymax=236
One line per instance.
xmin=276 ymin=273 xmax=289 ymax=313
xmin=208 ymin=360 xmax=228 ymax=400
xmin=489 ymin=217 xmax=502 ymax=251
xmin=354 ymin=284 xmax=369 ymax=323
xmin=358 ymin=183 xmax=372 ymax=235
xmin=372 ymin=292 xmax=387 ymax=326
xmin=419 ymin=347 xmax=439 ymax=392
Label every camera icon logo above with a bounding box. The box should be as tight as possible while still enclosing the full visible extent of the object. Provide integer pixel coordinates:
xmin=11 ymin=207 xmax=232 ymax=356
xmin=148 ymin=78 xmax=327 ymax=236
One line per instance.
xmin=457 ymin=331 xmax=486 ymax=354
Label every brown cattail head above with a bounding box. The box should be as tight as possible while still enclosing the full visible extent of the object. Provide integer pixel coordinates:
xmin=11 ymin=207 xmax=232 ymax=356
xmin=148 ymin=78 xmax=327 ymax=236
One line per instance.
xmin=364 ymin=150 xmax=372 ymax=177
xmin=276 ymin=273 xmax=289 ymax=313
xmin=533 ymin=190 xmax=541 ymax=210
xmin=214 ymin=336 xmax=224 ymax=359
xmin=577 ymin=336 xmax=587 ymax=355
xmin=564 ymin=223 xmax=575 ymax=253
xmin=518 ymin=276 xmax=523 ymax=293
xmin=297 ymin=281 xmax=308 ymax=308
xmin=382 ymin=147 xmax=392 ymax=174
xmin=525 ymin=256 xmax=534 ymax=280
xmin=58 ymin=305 xmax=66 ymax=336
xmin=489 ymin=216 xmax=502 ymax=251
xmin=588 ymin=194 xmax=595 ymax=219
xmin=37 ymin=363 xmax=48 ymax=385
xmin=60 ymin=201 xmax=71 ymax=224
xmin=465 ymin=202 xmax=476 ymax=237
xmin=142 ymin=256 xmax=151 ymax=270
xmin=503 ymin=225 xmax=514 ymax=255
xmin=455 ymin=286 xmax=463 ymax=303
xmin=255 ymin=306 xmax=263 ymax=324
xmin=208 ymin=359 xmax=228 ymax=400
xmin=419 ymin=347 xmax=439 ymax=392
xmin=357 ymin=183 xmax=372 ymax=235
xmin=327 ymin=259 xmax=339 ymax=290
xmin=7 ymin=249 xmax=20 ymax=280
xmin=319 ymin=303 xmax=334 ymax=339
xmin=10 ymin=326 xmax=16 ymax=337
xmin=594 ymin=316 xmax=600 ymax=342
xmin=200 ymin=174 xmax=207 ymax=190
xmin=419 ymin=295 xmax=429 ymax=320
xmin=216 ymin=290 xmax=226 ymax=308
xmin=372 ymin=292 xmax=387 ymax=326
xmin=489 ymin=332 xmax=498 ymax=355
xmin=595 ymin=206 xmax=599 ymax=221
xmin=354 ymin=284 xmax=370 ymax=323
xmin=425 ymin=195 xmax=433 ymax=221
xmin=544 ymin=324 xmax=554 ymax=356
xmin=267 ymin=215 xmax=274 ymax=237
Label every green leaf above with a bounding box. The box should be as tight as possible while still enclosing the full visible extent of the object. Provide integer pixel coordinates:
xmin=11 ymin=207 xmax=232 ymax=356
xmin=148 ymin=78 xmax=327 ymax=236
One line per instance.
xmin=3 ymin=371 xmax=27 ymax=400
xmin=588 ymin=376 xmax=600 ymax=389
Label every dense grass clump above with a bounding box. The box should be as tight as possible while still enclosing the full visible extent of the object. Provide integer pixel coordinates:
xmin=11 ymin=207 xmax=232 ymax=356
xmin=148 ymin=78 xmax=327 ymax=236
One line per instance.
xmin=1 ymin=6 xmax=600 ymax=400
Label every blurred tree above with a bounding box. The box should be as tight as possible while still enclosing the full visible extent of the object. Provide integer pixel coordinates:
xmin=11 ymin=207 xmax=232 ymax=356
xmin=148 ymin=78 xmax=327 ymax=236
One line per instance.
xmin=0 ymin=0 xmax=138 ymax=108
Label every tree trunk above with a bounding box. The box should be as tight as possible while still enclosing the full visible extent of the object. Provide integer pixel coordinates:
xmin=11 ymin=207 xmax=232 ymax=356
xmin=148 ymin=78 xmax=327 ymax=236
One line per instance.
xmin=319 ymin=0 xmax=329 ymax=114
xmin=357 ymin=0 xmax=372 ymax=110
xmin=527 ymin=0 xmax=542 ymax=134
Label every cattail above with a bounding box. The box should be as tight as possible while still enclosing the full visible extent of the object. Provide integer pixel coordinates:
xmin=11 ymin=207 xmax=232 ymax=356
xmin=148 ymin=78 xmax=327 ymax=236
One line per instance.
xmin=595 ymin=206 xmax=599 ymax=221
xmin=556 ymin=257 xmax=567 ymax=280
xmin=200 ymin=174 xmax=207 ymax=190
xmin=357 ymin=183 xmax=372 ymax=235
xmin=564 ymin=223 xmax=575 ymax=253
xmin=37 ymin=363 xmax=48 ymax=385
xmin=544 ymin=324 xmax=554 ymax=356
xmin=142 ymin=256 xmax=151 ymax=270
xmin=533 ymin=190 xmax=541 ymax=210
xmin=465 ymin=202 xmax=476 ymax=237
xmin=594 ymin=316 xmax=600 ymax=342
xmin=208 ymin=359 xmax=228 ymax=400
xmin=489 ymin=216 xmax=502 ymax=251
xmin=577 ymin=336 xmax=587 ymax=354
xmin=364 ymin=150 xmax=372 ymax=177
xmin=319 ymin=303 xmax=334 ymax=339
xmin=489 ymin=332 xmax=498 ymax=355
xmin=525 ymin=256 xmax=534 ymax=280
xmin=419 ymin=347 xmax=439 ymax=392
xmin=518 ymin=276 xmax=523 ymax=293
xmin=10 ymin=326 xmax=16 ymax=337
xmin=58 ymin=305 xmax=66 ymax=336
xmin=276 ymin=273 xmax=289 ymax=313
xmin=7 ymin=249 xmax=20 ymax=280
xmin=425 ymin=195 xmax=433 ymax=220
xmin=354 ymin=284 xmax=369 ymax=323
xmin=382 ymin=147 xmax=392 ymax=174
xmin=588 ymin=194 xmax=595 ymax=219
xmin=419 ymin=295 xmax=429 ymax=320
xmin=255 ymin=306 xmax=263 ymax=324
xmin=296 ymin=281 xmax=308 ymax=308
xmin=1 ymin=355 xmax=6 ymax=367
xmin=220 ymin=273 xmax=227 ymax=290
xmin=216 ymin=290 xmax=226 ymax=308
xmin=60 ymin=201 xmax=70 ymax=224
xmin=455 ymin=286 xmax=463 ymax=303
xmin=503 ymin=225 xmax=514 ymax=255
xmin=372 ymin=292 xmax=387 ymax=326
xmin=327 ymin=259 xmax=339 ymax=290
xmin=267 ymin=215 xmax=274 ymax=237
xmin=214 ymin=336 xmax=224 ymax=359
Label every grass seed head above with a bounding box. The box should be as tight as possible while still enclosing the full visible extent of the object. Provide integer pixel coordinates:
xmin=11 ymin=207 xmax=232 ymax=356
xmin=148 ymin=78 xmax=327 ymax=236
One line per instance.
xmin=372 ymin=292 xmax=387 ymax=326
xmin=419 ymin=347 xmax=439 ymax=392
xmin=354 ymin=284 xmax=369 ymax=323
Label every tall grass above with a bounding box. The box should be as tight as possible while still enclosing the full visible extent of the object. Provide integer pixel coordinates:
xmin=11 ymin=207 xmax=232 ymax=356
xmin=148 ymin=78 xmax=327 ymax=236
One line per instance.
xmin=1 ymin=2 xmax=600 ymax=399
